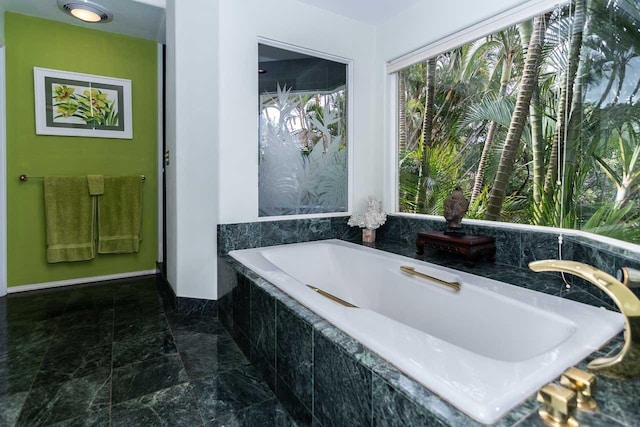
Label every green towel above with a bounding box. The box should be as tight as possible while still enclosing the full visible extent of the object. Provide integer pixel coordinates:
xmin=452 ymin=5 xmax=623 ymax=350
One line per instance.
xmin=87 ymin=175 xmax=104 ymax=196
xmin=98 ymin=176 xmax=143 ymax=254
xmin=44 ymin=176 xmax=96 ymax=263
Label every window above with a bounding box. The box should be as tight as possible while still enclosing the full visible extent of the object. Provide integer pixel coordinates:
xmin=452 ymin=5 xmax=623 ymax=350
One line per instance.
xmin=394 ymin=0 xmax=640 ymax=244
xmin=258 ymin=43 xmax=348 ymax=217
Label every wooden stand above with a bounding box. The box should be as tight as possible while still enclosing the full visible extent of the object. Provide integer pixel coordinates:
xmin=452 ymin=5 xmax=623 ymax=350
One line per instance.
xmin=416 ymin=231 xmax=496 ymax=267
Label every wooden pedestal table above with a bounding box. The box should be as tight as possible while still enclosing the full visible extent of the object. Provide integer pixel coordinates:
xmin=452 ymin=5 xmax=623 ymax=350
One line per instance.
xmin=416 ymin=231 xmax=496 ymax=267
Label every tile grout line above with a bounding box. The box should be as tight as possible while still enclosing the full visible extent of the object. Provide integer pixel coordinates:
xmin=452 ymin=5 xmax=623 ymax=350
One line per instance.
xmin=12 ymin=293 xmax=68 ymax=426
xmin=164 ymin=308 xmax=207 ymax=427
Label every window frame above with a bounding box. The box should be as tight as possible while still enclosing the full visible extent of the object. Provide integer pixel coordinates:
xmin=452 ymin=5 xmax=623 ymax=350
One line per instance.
xmin=257 ymin=37 xmax=354 ymax=221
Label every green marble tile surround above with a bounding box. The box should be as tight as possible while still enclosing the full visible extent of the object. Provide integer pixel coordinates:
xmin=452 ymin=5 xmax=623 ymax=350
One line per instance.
xmin=0 ymin=276 xmax=296 ymax=426
xmin=217 ymin=215 xmax=640 ymax=426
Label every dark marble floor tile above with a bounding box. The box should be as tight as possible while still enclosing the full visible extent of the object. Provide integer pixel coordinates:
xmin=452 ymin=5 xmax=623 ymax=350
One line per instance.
xmin=48 ymin=322 xmax=113 ymax=355
xmin=191 ymin=367 xmax=275 ymax=425
xmin=6 ymin=292 xmax=70 ymax=322
xmin=111 ymin=354 xmax=188 ymax=404
xmin=176 ymin=331 xmax=251 ymax=381
xmin=16 ymin=369 xmax=110 ymax=427
xmin=111 ymin=383 xmax=203 ymax=427
xmin=215 ymin=398 xmax=298 ymax=427
xmin=113 ymin=312 xmax=170 ymax=342
xmin=49 ymin=408 xmax=110 ymax=427
xmin=33 ymin=344 xmax=112 ymax=387
xmin=5 ymin=319 xmax=58 ymax=353
xmin=112 ymin=330 xmax=178 ymax=368
xmin=0 ymin=348 xmax=48 ymax=395
xmin=0 ymin=392 xmax=28 ymax=427
xmin=170 ymin=314 xmax=226 ymax=335
xmin=313 ymin=333 xmax=372 ymax=427
xmin=57 ymin=308 xmax=114 ymax=331
xmin=114 ymin=300 xmax=164 ymax=324
xmin=276 ymin=302 xmax=312 ymax=410
xmin=175 ymin=297 xmax=217 ymax=317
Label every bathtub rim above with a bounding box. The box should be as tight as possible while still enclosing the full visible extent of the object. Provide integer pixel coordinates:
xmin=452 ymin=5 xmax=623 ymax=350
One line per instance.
xmin=225 ymin=240 xmax=624 ymax=425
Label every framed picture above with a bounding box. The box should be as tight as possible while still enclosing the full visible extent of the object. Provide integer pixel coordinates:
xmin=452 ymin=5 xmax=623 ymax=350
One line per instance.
xmin=34 ymin=67 xmax=132 ymax=139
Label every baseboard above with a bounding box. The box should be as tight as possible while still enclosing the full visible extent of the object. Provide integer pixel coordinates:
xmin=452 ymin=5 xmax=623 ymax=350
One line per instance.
xmin=7 ymin=269 xmax=158 ymax=294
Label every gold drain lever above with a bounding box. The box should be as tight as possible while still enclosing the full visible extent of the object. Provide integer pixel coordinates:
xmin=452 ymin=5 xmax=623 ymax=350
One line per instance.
xmin=561 ymin=367 xmax=597 ymax=411
xmin=537 ymin=383 xmax=578 ymax=427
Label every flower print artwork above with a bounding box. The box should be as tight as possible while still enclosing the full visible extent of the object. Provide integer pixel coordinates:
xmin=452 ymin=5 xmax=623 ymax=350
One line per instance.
xmin=35 ymin=67 xmax=132 ymax=139
xmin=52 ymin=84 xmax=119 ymax=126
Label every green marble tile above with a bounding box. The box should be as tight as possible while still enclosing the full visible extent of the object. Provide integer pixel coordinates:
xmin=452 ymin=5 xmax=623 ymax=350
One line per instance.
xmin=0 ymin=392 xmax=28 ymax=427
xmin=111 ymin=383 xmax=202 ymax=427
xmin=191 ymin=367 xmax=274 ymax=425
xmin=112 ymin=330 xmax=177 ymax=368
xmin=111 ymin=354 xmax=188 ymax=404
xmin=16 ymin=369 xmax=110 ymax=427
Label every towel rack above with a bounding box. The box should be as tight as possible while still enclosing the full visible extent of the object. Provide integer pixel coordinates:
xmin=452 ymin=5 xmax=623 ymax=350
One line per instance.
xmin=19 ymin=174 xmax=146 ymax=182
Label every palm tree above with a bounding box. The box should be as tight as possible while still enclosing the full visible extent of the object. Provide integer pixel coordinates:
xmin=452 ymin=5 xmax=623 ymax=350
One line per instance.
xmin=415 ymin=57 xmax=437 ymax=212
xmin=486 ymin=13 xmax=552 ymax=221
xmin=470 ymin=29 xmax=521 ymax=204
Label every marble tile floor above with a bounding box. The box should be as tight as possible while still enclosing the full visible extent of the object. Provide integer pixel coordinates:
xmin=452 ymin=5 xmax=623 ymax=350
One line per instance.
xmin=0 ymin=275 xmax=297 ymax=427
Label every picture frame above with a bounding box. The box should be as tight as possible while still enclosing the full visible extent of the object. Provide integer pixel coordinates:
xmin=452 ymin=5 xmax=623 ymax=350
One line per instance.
xmin=34 ymin=67 xmax=132 ymax=139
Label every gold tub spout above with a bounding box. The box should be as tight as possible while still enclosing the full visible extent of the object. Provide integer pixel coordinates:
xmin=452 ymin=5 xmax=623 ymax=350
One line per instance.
xmin=529 ymin=260 xmax=640 ymax=378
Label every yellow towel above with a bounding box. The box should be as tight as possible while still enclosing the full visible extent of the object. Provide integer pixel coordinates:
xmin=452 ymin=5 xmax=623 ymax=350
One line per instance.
xmin=98 ymin=176 xmax=143 ymax=254
xmin=44 ymin=176 xmax=96 ymax=263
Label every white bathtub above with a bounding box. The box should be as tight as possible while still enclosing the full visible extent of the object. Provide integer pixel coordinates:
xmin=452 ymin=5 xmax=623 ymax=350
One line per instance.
xmin=229 ymin=239 xmax=623 ymax=424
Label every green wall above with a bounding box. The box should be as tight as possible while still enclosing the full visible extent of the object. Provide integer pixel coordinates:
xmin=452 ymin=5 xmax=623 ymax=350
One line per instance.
xmin=5 ymin=13 xmax=158 ymax=286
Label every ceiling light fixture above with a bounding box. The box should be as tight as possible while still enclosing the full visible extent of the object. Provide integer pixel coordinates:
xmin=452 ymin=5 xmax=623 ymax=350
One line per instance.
xmin=57 ymin=0 xmax=113 ymax=23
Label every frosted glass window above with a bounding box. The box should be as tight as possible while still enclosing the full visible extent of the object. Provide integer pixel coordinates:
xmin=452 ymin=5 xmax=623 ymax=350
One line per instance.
xmin=258 ymin=44 xmax=348 ymax=217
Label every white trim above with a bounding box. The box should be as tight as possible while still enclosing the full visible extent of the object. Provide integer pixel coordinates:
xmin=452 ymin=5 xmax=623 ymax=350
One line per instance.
xmin=386 ymin=0 xmax=562 ymax=73
xmin=256 ymin=211 xmax=348 ymax=222
xmin=7 ymin=269 xmax=158 ymax=294
xmin=0 ymin=47 xmax=6 ymax=298
xmin=385 ymin=71 xmax=398 ymax=214
xmin=157 ymin=43 xmax=164 ymax=263
xmin=257 ymin=37 xmax=354 ymax=218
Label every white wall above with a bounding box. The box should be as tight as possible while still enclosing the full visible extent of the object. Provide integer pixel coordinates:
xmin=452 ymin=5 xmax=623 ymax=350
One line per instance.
xmin=165 ymin=0 xmax=219 ymax=299
xmin=217 ymin=0 xmax=380 ymax=223
xmin=377 ymin=0 xmax=541 ymax=63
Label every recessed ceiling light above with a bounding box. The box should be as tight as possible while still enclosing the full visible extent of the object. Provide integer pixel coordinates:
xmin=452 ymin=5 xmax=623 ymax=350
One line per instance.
xmin=57 ymin=0 xmax=113 ymax=23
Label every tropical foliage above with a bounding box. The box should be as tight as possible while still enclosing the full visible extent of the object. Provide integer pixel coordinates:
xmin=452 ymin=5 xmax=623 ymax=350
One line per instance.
xmin=259 ymin=84 xmax=347 ymax=216
xmin=398 ymin=0 xmax=640 ymax=243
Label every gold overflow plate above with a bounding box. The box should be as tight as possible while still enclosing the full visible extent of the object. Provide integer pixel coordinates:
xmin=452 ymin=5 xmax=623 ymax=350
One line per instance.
xmin=400 ymin=266 xmax=462 ymax=292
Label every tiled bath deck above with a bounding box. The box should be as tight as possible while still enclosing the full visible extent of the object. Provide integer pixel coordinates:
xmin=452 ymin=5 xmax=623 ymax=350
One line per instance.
xmin=218 ymin=244 xmax=638 ymax=427
xmin=0 ymin=275 xmax=296 ymax=427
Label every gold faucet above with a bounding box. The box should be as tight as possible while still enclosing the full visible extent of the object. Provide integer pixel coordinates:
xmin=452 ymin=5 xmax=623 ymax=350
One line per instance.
xmin=529 ymin=260 xmax=640 ymax=378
